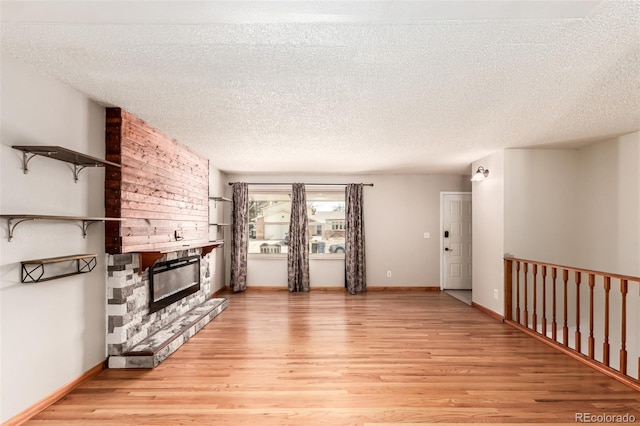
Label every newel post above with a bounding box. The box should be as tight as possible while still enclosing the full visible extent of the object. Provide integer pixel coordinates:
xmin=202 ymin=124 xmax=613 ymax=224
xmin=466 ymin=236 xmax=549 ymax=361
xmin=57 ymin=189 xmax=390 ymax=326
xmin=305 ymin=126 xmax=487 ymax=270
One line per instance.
xmin=504 ymin=258 xmax=513 ymax=321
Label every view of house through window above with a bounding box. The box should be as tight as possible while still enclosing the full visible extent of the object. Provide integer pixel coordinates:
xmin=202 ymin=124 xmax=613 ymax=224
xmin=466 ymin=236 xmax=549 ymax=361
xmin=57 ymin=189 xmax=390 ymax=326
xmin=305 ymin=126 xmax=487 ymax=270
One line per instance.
xmin=248 ymin=190 xmax=346 ymax=255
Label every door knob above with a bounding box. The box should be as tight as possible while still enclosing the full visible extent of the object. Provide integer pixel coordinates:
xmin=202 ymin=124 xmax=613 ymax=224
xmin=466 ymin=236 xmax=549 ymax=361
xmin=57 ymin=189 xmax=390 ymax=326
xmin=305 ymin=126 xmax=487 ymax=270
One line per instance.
xmin=445 ymin=247 xmax=451 ymax=251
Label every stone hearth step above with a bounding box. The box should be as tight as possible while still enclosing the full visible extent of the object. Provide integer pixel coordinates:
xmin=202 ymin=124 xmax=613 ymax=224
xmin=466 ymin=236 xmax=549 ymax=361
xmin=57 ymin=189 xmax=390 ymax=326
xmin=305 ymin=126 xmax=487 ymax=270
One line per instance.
xmin=108 ymin=297 xmax=228 ymax=369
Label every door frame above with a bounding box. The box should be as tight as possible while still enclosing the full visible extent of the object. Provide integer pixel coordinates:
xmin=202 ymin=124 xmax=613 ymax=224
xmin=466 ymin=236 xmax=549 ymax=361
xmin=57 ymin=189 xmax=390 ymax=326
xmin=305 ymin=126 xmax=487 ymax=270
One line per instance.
xmin=439 ymin=191 xmax=472 ymax=290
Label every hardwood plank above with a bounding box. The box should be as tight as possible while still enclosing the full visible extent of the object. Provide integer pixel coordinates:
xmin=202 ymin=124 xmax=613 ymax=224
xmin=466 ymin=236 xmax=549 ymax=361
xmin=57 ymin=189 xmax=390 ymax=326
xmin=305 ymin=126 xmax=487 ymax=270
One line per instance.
xmin=120 ymin=183 xmax=206 ymax=206
xmin=119 ymin=157 xmax=208 ymax=193
xmin=119 ymin=208 xmax=207 ymax=222
xmin=104 ymin=108 xmax=209 ymax=254
xmin=24 ymin=292 xmax=640 ymax=426
xmin=120 ymin=145 xmax=208 ymax=183
xmin=119 ymin=199 xmax=207 ymax=217
xmin=122 ymin=114 xmax=205 ymax=164
xmin=120 ymin=166 xmax=207 ymax=197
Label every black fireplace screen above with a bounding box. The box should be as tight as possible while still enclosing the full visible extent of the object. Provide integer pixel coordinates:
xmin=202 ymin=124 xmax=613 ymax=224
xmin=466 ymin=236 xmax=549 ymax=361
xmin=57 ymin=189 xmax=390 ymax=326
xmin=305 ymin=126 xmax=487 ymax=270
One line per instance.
xmin=149 ymin=255 xmax=200 ymax=313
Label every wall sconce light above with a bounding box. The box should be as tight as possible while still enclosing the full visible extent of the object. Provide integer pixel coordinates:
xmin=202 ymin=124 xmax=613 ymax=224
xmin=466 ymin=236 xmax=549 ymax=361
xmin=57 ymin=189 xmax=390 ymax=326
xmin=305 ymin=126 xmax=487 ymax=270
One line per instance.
xmin=471 ymin=166 xmax=489 ymax=182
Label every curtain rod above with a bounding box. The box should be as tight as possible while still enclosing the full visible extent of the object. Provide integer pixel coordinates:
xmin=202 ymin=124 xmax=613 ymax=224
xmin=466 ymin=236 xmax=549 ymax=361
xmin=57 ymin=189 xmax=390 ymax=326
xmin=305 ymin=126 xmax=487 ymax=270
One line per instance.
xmin=227 ymin=182 xmax=374 ymax=187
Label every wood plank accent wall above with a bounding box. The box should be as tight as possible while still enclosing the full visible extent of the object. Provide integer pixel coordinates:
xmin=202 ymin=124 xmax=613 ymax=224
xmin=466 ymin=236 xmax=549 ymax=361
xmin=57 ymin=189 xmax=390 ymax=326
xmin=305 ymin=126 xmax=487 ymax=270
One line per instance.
xmin=105 ymin=108 xmax=209 ymax=254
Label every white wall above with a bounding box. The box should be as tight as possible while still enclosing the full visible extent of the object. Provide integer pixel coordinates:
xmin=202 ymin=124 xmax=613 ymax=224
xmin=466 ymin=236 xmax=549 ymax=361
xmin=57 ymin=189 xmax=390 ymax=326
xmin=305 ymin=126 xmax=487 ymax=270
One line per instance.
xmin=1 ymin=55 xmax=107 ymax=422
xmin=574 ymin=133 xmax=640 ymax=379
xmin=224 ymin=173 xmax=470 ymax=288
xmin=471 ymin=151 xmax=505 ymax=315
xmin=502 ymin=134 xmax=639 ymax=276
xmin=575 ymin=133 xmax=640 ymax=277
xmin=504 ymin=149 xmax=580 ymax=266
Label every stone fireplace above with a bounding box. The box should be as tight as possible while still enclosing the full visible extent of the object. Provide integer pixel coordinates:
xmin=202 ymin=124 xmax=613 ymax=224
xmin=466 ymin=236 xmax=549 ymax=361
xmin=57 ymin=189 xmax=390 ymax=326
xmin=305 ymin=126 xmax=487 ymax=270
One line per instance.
xmin=107 ymin=249 xmax=212 ymax=361
xmin=103 ymin=109 xmax=227 ymax=368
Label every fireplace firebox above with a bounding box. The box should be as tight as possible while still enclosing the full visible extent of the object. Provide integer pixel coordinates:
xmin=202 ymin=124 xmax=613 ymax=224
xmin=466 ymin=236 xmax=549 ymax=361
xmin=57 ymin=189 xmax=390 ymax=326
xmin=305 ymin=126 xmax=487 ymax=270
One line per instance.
xmin=149 ymin=255 xmax=201 ymax=313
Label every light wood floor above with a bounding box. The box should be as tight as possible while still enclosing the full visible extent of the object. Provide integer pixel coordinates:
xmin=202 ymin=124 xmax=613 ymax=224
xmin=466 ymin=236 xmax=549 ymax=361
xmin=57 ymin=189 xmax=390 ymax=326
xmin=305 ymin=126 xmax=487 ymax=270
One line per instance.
xmin=28 ymin=291 xmax=640 ymax=425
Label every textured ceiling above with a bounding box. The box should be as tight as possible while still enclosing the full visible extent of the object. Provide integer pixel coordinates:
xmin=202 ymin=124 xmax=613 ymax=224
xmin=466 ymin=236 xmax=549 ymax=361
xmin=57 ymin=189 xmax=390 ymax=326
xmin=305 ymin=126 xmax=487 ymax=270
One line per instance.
xmin=2 ymin=1 xmax=639 ymax=175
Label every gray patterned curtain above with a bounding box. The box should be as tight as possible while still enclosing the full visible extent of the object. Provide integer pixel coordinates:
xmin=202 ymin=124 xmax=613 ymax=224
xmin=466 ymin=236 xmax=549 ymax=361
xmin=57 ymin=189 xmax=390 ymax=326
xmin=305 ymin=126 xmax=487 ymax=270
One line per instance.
xmin=287 ymin=183 xmax=310 ymax=292
xmin=346 ymin=183 xmax=366 ymax=294
xmin=230 ymin=182 xmax=248 ymax=292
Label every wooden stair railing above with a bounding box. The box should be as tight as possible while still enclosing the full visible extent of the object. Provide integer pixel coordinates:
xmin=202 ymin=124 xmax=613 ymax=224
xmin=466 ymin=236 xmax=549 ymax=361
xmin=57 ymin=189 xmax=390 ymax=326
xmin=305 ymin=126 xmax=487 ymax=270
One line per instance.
xmin=504 ymin=257 xmax=639 ymax=391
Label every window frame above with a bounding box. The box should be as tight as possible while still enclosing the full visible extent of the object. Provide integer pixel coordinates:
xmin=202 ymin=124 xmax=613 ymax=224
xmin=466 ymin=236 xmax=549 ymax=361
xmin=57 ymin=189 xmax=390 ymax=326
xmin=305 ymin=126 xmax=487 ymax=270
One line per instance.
xmin=247 ymin=188 xmax=346 ymax=260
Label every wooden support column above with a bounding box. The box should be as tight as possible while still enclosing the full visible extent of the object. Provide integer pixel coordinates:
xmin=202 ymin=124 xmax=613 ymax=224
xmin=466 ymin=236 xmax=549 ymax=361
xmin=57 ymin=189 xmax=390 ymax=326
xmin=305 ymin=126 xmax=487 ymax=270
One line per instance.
xmin=619 ymin=279 xmax=628 ymax=375
xmin=603 ymin=276 xmax=611 ymax=367
xmin=523 ymin=262 xmax=529 ymax=329
xmin=552 ymin=267 xmax=558 ymax=342
xmin=588 ymin=273 xmax=595 ymax=360
xmin=516 ymin=261 xmax=521 ymax=324
xmin=504 ymin=259 xmax=513 ymax=321
xmin=532 ymin=264 xmax=538 ymax=332
xmin=562 ymin=269 xmax=569 ymax=347
xmin=574 ymin=271 xmax=581 ymax=353
xmin=541 ymin=266 xmax=547 ymax=337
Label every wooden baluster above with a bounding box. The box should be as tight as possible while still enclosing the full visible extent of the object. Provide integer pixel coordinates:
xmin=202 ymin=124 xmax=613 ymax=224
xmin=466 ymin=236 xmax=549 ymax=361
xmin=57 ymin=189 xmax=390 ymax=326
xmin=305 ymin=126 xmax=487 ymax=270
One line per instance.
xmin=532 ymin=264 xmax=538 ymax=332
xmin=552 ymin=267 xmax=558 ymax=342
xmin=516 ymin=261 xmax=521 ymax=324
xmin=619 ymin=279 xmax=628 ymax=375
xmin=504 ymin=259 xmax=513 ymax=321
xmin=523 ymin=262 xmax=529 ymax=329
xmin=541 ymin=266 xmax=547 ymax=337
xmin=574 ymin=271 xmax=581 ymax=353
xmin=588 ymin=274 xmax=595 ymax=360
xmin=562 ymin=269 xmax=569 ymax=347
xmin=603 ymin=276 xmax=611 ymax=367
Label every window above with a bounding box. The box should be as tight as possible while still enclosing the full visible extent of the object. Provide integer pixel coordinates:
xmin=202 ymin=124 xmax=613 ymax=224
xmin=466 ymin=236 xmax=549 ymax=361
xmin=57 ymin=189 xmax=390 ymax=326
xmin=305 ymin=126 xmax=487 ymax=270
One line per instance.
xmin=248 ymin=189 xmax=345 ymax=255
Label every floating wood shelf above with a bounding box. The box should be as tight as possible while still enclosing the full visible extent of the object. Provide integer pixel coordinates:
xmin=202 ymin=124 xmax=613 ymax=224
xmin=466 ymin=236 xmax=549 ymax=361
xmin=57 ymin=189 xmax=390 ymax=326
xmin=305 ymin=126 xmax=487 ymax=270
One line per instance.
xmin=0 ymin=215 xmax=124 ymax=241
xmin=20 ymin=253 xmax=97 ymax=283
xmin=12 ymin=145 xmax=120 ymax=182
xmin=209 ymin=196 xmax=232 ymax=207
xmin=137 ymin=242 xmax=224 ymax=274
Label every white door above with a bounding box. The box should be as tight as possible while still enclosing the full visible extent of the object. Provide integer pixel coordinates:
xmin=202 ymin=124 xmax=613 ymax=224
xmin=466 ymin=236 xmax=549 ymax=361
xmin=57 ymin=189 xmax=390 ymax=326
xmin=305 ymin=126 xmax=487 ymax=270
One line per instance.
xmin=442 ymin=193 xmax=472 ymax=290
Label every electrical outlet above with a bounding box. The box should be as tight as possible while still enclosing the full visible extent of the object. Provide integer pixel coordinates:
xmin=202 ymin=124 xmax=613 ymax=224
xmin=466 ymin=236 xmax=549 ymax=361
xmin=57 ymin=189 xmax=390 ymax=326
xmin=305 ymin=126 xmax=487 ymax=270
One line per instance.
xmin=494 ymin=289 xmax=499 ymax=300
xmin=386 ymin=270 xmax=392 ymax=278
xmin=423 ymin=232 xmax=430 ymax=239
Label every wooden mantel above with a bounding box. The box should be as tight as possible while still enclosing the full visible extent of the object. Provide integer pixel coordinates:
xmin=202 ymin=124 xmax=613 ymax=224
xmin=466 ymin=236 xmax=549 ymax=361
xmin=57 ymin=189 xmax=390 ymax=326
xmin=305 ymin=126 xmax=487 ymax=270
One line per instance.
xmin=137 ymin=242 xmax=223 ymax=274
